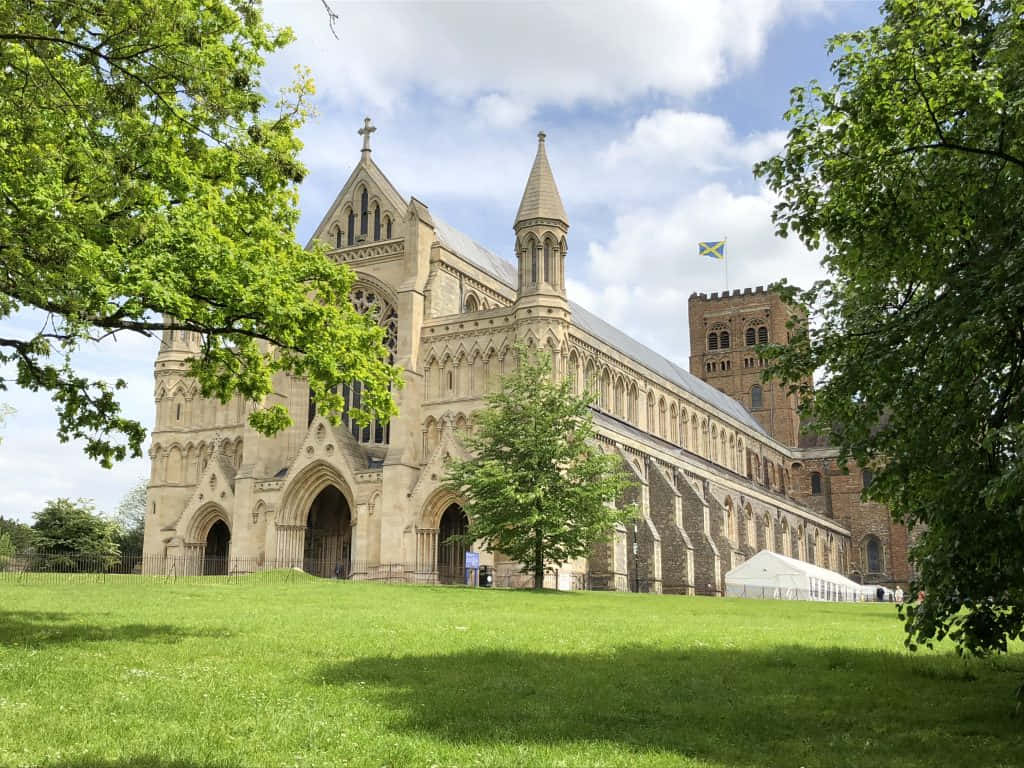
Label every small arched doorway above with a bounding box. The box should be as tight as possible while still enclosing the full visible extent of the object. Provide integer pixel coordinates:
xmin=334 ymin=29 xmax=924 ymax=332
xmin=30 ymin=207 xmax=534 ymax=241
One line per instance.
xmin=437 ymin=503 xmax=469 ymax=584
xmin=203 ymin=520 xmax=230 ymax=575
xmin=304 ymin=486 xmax=352 ymax=578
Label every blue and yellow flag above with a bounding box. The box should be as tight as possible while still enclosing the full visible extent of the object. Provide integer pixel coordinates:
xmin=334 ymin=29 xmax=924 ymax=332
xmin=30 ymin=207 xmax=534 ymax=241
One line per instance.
xmin=699 ymin=240 xmax=726 ymax=260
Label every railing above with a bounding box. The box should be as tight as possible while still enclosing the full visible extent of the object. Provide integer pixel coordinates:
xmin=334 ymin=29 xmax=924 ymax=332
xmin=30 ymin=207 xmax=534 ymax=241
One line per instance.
xmin=0 ymin=551 xmax=588 ymax=590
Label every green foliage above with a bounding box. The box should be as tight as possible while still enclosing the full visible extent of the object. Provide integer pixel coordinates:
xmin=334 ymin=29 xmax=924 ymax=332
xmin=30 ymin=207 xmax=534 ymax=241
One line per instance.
xmin=755 ymin=0 xmax=1024 ymax=658
xmin=0 ymin=514 xmax=35 ymax=551
xmin=114 ymin=478 xmax=148 ymax=554
xmin=0 ymin=0 xmax=401 ymax=467
xmin=445 ymin=343 xmax=637 ymax=589
xmin=31 ymin=497 xmax=120 ymax=569
xmin=0 ymin=530 xmax=12 ymax=567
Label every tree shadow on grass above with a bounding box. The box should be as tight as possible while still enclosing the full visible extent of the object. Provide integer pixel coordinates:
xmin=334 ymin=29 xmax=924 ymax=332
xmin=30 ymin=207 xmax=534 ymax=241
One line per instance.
xmin=317 ymin=645 xmax=1024 ymax=768
xmin=0 ymin=610 xmax=226 ymax=647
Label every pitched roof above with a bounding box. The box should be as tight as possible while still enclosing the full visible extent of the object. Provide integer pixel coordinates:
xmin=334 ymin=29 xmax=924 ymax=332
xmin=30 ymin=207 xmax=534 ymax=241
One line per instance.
xmin=432 ymin=218 xmax=768 ymax=436
xmin=514 ymin=132 xmax=568 ymax=227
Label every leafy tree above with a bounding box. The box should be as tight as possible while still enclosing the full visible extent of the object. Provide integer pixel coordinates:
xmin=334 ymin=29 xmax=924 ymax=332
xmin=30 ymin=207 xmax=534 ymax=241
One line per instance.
xmin=114 ymin=478 xmax=148 ymax=554
xmin=0 ymin=514 xmax=35 ymax=551
xmin=0 ymin=530 xmax=13 ymax=569
xmin=32 ymin=497 xmax=121 ymax=569
xmin=0 ymin=0 xmax=400 ymax=468
xmin=755 ymin=0 xmax=1023 ymax=661
xmin=444 ymin=344 xmax=637 ymax=589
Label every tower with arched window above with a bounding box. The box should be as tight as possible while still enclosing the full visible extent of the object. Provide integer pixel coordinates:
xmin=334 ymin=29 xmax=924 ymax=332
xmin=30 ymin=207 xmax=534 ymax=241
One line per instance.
xmin=514 ymin=132 xmax=569 ymax=306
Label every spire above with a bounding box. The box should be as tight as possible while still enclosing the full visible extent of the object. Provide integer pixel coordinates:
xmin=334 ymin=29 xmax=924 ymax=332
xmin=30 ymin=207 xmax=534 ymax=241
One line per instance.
xmin=514 ymin=131 xmax=568 ymax=229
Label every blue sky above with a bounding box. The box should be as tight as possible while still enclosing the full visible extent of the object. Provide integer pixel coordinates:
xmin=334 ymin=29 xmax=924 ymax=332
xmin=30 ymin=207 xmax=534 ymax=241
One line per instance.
xmin=0 ymin=0 xmax=882 ymax=523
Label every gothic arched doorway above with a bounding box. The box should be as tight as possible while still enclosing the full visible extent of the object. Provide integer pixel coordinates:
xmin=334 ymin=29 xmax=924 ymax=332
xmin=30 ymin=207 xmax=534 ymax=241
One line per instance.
xmin=203 ymin=520 xmax=230 ymax=575
xmin=304 ymin=486 xmax=352 ymax=578
xmin=437 ymin=503 xmax=469 ymax=584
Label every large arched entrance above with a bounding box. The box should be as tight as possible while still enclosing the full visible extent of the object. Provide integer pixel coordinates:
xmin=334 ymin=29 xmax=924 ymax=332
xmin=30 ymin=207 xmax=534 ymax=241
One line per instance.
xmin=437 ymin=503 xmax=469 ymax=584
xmin=203 ymin=520 xmax=230 ymax=575
xmin=304 ymin=486 xmax=352 ymax=578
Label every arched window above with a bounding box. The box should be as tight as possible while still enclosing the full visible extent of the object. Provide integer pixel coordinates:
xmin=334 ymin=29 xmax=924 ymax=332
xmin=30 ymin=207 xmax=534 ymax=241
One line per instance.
xmin=335 ymin=228 xmax=342 ymax=249
xmin=751 ymin=384 xmax=763 ymax=410
xmin=720 ymin=331 xmax=730 ymax=349
xmin=344 ymin=287 xmax=399 ymax=444
xmin=708 ymin=332 xmax=718 ymax=351
xmin=464 ymin=294 xmax=478 ymax=313
xmin=862 ymin=469 xmax=874 ymax=489
xmin=359 ymin=188 xmax=369 ymax=236
xmin=658 ymin=397 xmax=667 ymax=437
xmin=758 ymin=326 xmax=768 ymax=344
xmin=627 ymin=384 xmax=638 ymax=423
xmin=568 ymin=351 xmax=580 ymax=394
xmin=373 ymin=204 xmax=381 ymax=241
xmin=647 ymin=393 xmax=655 ymax=430
xmin=745 ymin=326 xmax=756 ymax=346
xmin=385 ymin=216 xmax=392 ymax=239
xmin=347 ymin=209 xmax=355 ymax=245
xmin=670 ymin=403 xmax=678 ymax=443
xmin=543 ymin=239 xmax=552 ymax=285
xmin=810 ymin=472 xmax=822 ymax=495
xmin=866 ymin=536 xmax=882 ymax=573
xmin=711 ymin=425 xmax=718 ymax=462
xmin=530 ymin=246 xmax=538 ymax=284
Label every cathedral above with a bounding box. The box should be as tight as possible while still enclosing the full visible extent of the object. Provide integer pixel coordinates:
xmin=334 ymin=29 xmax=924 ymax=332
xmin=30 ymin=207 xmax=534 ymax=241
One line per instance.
xmin=143 ymin=121 xmax=912 ymax=593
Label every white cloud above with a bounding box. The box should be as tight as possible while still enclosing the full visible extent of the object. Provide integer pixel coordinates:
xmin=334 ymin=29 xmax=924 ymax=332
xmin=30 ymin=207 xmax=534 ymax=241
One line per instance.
xmin=264 ymin=0 xmax=822 ymax=113
xmin=473 ymin=93 xmax=534 ymax=130
xmin=602 ymin=110 xmax=787 ymax=175
xmin=575 ymin=183 xmax=824 ymax=366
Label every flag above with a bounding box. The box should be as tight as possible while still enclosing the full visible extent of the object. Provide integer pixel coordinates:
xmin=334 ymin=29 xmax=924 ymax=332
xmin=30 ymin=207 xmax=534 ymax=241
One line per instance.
xmin=699 ymin=240 xmax=726 ymax=260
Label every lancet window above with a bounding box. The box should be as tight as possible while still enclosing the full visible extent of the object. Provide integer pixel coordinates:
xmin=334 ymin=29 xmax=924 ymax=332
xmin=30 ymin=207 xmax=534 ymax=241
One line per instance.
xmin=308 ymin=286 xmax=398 ymax=446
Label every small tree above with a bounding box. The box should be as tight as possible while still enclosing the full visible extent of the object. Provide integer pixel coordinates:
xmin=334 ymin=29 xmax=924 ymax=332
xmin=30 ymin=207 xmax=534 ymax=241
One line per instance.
xmin=445 ymin=343 xmax=636 ymax=589
xmin=32 ymin=498 xmax=120 ymax=571
xmin=0 ymin=530 xmax=13 ymax=570
xmin=114 ymin=479 xmax=149 ymax=555
xmin=0 ymin=515 xmax=35 ymax=552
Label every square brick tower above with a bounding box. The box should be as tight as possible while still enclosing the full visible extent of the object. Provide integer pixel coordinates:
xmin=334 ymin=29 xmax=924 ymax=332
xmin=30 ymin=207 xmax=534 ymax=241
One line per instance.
xmin=688 ymin=286 xmax=809 ymax=448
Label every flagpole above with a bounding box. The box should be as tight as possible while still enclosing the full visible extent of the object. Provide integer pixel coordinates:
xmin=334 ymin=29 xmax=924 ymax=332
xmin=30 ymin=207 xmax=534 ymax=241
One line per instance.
xmin=723 ymin=237 xmax=729 ymax=293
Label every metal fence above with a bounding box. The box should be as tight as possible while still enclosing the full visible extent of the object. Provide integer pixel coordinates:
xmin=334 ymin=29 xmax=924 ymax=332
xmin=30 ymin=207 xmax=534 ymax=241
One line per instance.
xmin=0 ymin=551 xmax=590 ymax=590
xmin=0 ymin=552 xmax=881 ymax=601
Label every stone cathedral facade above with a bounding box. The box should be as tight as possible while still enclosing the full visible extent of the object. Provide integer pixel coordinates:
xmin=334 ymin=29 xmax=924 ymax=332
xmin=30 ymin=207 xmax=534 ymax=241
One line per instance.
xmin=143 ymin=123 xmax=911 ymax=592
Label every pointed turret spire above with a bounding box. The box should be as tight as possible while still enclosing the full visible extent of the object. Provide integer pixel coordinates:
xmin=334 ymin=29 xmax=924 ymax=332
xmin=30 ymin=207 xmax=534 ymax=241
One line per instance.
xmin=515 ymin=131 xmax=568 ymax=228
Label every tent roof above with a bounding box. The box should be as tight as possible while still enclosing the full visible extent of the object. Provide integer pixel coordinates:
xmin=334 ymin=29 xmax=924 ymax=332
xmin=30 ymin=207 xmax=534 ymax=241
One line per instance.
xmin=726 ymin=550 xmax=863 ymax=589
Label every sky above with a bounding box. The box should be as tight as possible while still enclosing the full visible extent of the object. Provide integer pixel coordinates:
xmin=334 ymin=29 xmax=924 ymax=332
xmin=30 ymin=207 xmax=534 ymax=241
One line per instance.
xmin=0 ymin=0 xmax=883 ymax=524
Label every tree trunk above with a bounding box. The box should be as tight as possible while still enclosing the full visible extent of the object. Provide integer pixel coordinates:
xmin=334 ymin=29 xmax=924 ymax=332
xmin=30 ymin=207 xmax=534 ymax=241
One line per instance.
xmin=533 ymin=526 xmax=544 ymax=590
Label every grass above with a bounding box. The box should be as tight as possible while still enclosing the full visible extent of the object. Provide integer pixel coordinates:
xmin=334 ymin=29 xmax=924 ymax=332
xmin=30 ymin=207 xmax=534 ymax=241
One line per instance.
xmin=0 ymin=580 xmax=1021 ymax=768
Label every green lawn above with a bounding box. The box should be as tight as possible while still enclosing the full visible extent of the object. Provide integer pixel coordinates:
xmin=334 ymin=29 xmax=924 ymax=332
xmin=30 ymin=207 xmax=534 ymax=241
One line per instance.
xmin=0 ymin=579 xmax=1021 ymax=768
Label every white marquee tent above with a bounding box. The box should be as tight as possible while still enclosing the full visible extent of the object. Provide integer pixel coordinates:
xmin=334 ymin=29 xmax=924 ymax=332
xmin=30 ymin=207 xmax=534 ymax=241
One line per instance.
xmin=725 ymin=550 xmax=865 ymax=602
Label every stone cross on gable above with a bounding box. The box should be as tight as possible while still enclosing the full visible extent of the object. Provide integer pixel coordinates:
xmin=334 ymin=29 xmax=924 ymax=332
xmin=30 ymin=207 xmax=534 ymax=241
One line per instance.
xmin=359 ymin=117 xmax=376 ymax=153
